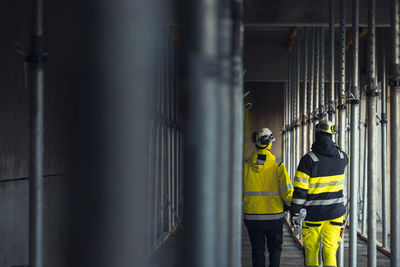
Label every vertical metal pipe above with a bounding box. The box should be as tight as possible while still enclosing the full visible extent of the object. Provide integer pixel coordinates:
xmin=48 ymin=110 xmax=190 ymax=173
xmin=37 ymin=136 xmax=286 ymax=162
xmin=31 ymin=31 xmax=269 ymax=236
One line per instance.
xmin=314 ymin=28 xmax=320 ymax=127
xmin=154 ymin=34 xmax=162 ymax=243
xmin=329 ymin=0 xmax=336 ymax=123
xmin=309 ymin=28 xmax=315 ymax=147
xmin=29 ymin=0 xmax=45 ymax=266
xmin=303 ymin=29 xmax=308 ymax=156
xmin=367 ymin=0 xmax=378 ymax=265
xmin=381 ymin=39 xmax=389 ymax=248
xmin=320 ymin=28 xmax=326 ymax=120
xmin=362 ymin=121 xmax=368 ymax=235
xmin=287 ymin=50 xmax=293 ymax=177
xmin=217 ymin=0 xmax=233 ymax=265
xmin=338 ymin=0 xmax=347 ymax=150
xmin=292 ymin=48 xmax=296 ymax=176
xmin=167 ymin=32 xmax=173 ymax=232
xmin=337 ymin=0 xmax=346 ymax=265
xmin=296 ymin=35 xmax=301 ymax=166
xmin=230 ymin=0 xmax=243 ymax=265
xmin=349 ymin=0 xmax=360 ymax=265
xmin=390 ymin=0 xmax=400 ymax=264
xmin=160 ymin=33 xmax=166 ymax=234
xmin=183 ymin=0 xmax=219 ymax=265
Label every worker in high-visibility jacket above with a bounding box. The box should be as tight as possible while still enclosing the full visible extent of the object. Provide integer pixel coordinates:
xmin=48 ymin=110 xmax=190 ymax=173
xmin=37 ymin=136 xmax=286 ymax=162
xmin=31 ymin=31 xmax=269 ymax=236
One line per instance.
xmin=243 ymin=127 xmax=293 ymax=267
xmin=290 ymin=120 xmax=349 ymax=267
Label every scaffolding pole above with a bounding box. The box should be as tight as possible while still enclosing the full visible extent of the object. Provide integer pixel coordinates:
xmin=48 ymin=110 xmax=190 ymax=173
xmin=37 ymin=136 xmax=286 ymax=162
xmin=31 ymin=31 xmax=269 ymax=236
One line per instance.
xmin=230 ymin=0 xmax=244 ymax=265
xmin=292 ymin=46 xmax=296 ymax=176
xmin=296 ymin=34 xmax=301 ymax=167
xmin=349 ymin=0 xmax=360 ymax=265
xmin=390 ymin=0 xmax=400 ymax=265
xmin=309 ymin=28 xmax=315 ymax=148
xmin=289 ymin=50 xmax=292 ymax=175
xmin=28 ymin=0 xmax=45 ymax=266
xmin=337 ymin=0 xmax=346 ymax=265
xmin=362 ymin=121 xmax=368 ymax=235
xmin=329 ymin=0 xmax=336 ymax=123
xmin=216 ymin=0 xmax=233 ymax=265
xmin=314 ymin=28 xmax=320 ymax=128
xmin=183 ymin=0 xmax=220 ymax=265
xmin=320 ymin=28 xmax=326 ymax=120
xmin=303 ymin=29 xmax=308 ymax=156
xmin=380 ymin=37 xmax=389 ymax=249
xmin=367 ymin=0 xmax=378 ymax=265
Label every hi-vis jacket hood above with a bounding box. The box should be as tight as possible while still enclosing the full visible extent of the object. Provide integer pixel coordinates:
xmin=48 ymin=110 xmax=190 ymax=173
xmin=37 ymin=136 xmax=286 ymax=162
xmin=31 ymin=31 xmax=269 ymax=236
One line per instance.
xmin=243 ymin=146 xmax=293 ymax=221
xmin=311 ymin=134 xmax=341 ymax=158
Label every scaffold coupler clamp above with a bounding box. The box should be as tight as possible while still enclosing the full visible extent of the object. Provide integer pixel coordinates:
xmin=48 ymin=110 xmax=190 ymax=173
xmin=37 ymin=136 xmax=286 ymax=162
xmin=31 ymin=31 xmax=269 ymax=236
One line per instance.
xmin=312 ymin=109 xmax=319 ymax=121
xmin=302 ymin=115 xmax=307 ymax=126
xmin=347 ymin=88 xmax=360 ymax=105
xmin=388 ymin=66 xmax=400 ymax=88
xmin=327 ymin=101 xmax=336 ymax=115
xmin=366 ymin=78 xmax=379 ymax=97
xmin=294 ymin=119 xmax=301 ymax=128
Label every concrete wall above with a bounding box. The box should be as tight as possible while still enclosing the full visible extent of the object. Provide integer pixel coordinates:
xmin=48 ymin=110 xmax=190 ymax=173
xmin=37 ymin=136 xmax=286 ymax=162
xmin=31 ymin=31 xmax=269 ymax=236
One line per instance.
xmin=243 ymin=82 xmax=284 ymax=162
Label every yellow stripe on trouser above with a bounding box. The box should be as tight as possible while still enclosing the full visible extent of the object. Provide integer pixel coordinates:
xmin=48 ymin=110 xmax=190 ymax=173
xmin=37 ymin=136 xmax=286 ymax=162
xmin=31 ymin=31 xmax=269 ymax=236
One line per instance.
xmin=302 ymin=215 xmax=344 ymax=267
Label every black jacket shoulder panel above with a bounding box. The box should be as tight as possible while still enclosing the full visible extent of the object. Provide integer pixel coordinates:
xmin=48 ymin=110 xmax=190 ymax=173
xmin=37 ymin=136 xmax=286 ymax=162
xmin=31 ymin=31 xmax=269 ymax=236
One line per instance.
xmin=296 ymin=154 xmax=314 ymax=177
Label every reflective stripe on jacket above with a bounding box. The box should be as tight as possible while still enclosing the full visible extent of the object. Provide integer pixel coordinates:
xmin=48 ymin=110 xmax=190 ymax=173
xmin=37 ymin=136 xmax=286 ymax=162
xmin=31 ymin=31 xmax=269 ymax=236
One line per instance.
xmin=243 ymin=145 xmax=293 ymax=220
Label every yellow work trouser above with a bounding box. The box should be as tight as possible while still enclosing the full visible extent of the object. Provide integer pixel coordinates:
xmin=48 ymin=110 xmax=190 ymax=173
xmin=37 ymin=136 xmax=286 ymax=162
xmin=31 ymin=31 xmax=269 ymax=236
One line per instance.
xmin=301 ymin=215 xmax=345 ymax=267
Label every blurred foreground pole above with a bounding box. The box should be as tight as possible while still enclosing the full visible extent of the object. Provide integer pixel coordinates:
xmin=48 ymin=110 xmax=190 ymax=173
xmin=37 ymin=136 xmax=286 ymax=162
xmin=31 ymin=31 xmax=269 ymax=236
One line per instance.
xmin=69 ymin=0 xmax=159 ymax=266
xmin=390 ymin=0 xmax=400 ymax=265
xmin=216 ymin=0 xmax=233 ymax=265
xmin=230 ymin=0 xmax=244 ymax=266
xmin=28 ymin=0 xmax=45 ymax=266
xmin=183 ymin=0 xmax=220 ymax=266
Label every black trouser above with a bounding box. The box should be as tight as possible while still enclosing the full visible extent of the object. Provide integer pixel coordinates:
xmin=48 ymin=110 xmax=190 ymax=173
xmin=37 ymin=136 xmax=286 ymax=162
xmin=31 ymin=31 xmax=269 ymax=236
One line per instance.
xmin=247 ymin=224 xmax=283 ymax=267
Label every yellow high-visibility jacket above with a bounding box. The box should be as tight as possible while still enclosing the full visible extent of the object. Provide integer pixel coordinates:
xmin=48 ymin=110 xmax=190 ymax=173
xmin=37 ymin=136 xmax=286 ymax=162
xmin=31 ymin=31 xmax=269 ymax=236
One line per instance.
xmin=243 ymin=145 xmax=293 ymax=220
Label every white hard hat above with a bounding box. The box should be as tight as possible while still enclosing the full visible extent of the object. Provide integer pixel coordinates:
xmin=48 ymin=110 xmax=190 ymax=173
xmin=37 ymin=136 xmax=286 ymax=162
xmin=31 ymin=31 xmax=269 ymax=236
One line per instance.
xmin=252 ymin=127 xmax=275 ymax=146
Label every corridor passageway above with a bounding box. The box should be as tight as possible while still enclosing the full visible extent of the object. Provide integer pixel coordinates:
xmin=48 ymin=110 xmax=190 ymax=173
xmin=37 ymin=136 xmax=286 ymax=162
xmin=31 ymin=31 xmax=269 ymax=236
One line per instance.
xmin=0 ymin=0 xmax=399 ymax=267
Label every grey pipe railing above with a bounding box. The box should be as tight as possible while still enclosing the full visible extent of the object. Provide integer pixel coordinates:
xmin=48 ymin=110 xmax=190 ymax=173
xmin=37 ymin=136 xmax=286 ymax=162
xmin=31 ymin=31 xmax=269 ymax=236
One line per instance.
xmin=349 ymin=0 xmax=360 ymax=265
xmin=390 ymin=0 xmax=400 ymax=265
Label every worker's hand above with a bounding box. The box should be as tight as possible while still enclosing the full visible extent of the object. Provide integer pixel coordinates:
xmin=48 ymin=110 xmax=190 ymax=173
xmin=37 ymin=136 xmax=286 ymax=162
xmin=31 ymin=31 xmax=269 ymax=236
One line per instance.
xmin=291 ymin=213 xmax=300 ymax=227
